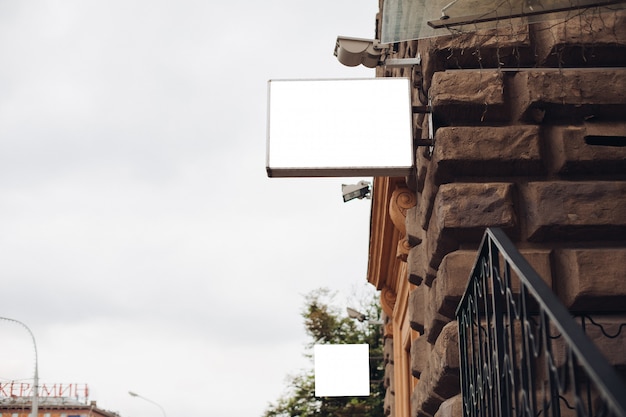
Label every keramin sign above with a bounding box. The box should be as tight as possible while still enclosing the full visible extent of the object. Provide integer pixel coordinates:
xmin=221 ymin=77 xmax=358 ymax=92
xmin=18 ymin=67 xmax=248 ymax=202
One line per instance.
xmin=0 ymin=383 xmax=89 ymax=399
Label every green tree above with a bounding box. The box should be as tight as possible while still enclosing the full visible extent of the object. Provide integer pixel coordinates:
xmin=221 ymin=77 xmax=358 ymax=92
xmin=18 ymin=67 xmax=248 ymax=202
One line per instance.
xmin=264 ymin=288 xmax=385 ymax=417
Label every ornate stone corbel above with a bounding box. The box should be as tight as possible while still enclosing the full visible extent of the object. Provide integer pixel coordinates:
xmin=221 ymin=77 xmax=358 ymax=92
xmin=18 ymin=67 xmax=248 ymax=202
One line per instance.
xmin=380 ymin=286 xmax=397 ymax=319
xmin=396 ymin=239 xmax=411 ymax=262
xmin=389 ymin=187 xmax=417 ymax=262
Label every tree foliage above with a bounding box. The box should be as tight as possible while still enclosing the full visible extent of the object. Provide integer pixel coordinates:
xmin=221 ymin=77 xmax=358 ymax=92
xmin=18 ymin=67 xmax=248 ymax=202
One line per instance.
xmin=263 ymin=288 xmax=385 ymax=417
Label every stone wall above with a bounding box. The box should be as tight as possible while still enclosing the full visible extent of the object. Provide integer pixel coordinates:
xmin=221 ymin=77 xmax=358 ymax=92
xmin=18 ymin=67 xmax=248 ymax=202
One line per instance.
xmin=374 ymin=6 xmax=626 ymax=417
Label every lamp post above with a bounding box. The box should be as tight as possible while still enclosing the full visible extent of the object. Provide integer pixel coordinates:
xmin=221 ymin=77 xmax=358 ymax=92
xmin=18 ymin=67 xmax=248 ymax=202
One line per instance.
xmin=128 ymin=391 xmax=167 ymax=417
xmin=0 ymin=317 xmax=39 ymax=417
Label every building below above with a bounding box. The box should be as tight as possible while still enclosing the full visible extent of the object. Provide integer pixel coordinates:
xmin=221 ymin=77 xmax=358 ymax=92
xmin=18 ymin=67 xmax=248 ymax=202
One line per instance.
xmin=0 ymin=397 xmax=119 ymax=417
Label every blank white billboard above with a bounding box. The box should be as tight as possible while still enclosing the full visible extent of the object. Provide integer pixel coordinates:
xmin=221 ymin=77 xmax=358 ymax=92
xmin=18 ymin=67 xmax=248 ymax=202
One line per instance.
xmin=266 ymin=78 xmax=413 ymax=177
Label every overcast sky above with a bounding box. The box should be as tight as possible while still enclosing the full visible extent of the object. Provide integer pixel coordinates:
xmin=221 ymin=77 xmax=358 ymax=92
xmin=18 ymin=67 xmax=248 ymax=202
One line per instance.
xmin=0 ymin=1 xmax=380 ymax=417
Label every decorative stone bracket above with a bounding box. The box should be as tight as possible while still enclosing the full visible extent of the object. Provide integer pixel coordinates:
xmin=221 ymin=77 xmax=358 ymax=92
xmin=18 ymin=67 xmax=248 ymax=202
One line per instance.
xmin=389 ymin=186 xmax=417 ymax=262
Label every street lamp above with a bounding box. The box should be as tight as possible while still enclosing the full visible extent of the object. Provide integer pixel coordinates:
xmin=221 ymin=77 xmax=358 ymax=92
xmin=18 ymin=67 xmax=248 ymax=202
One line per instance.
xmin=0 ymin=317 xmax=39 ymax=417
xmin=128 ymin=391 xmax=167 ymax=417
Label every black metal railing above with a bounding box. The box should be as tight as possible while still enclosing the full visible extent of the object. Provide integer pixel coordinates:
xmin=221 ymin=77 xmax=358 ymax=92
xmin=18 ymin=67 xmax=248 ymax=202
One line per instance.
xmin=456 ymin=228 xmax=626 ymax=417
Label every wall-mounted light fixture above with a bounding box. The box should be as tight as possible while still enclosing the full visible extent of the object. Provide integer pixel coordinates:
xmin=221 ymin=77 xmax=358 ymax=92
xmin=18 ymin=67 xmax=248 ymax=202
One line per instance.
xmin=334 ymin=36 xmax=421 ymax=68
xmin=334 ymin=36 xmax=385 ymax=68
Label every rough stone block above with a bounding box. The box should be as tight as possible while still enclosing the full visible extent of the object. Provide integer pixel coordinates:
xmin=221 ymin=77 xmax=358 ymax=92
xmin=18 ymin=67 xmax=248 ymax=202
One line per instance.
xmin=523 ymin=181 xmax=626 ymax=242
xmin=511 ymin=69 xmax=626 ymax=122
xmin=426 ymin=223 xmax=461 ymax=277
xmin=509 ymin=249 xmax=553 ymax=292
xmin=546 ymin=123 xmax=626 ymax=175
xmin=433 ymin=251 xmax=476 ymax=319
xmin=428 ymin=24 xmax=532 ymax=70
xmin=428 ymin=322 xmax=461 ymax=399
xmin=385 ymin=362 xmax=395 ymax=392
xmin=412 ymin=323 xmax=461 ymax=417
xmin=428 ymin=182 xmax=517 ymax=270
xmin=531 ymin=9 xmax=626 ymax=67
xmin=432 ymin=71 xmax=503 ymax=106
xmin=435 ymin=182 xmax=517 ymax=239
xmin=384 ymin=387 xmax=395 ymax=417
xmin=415 ymin=377 xmax=446 ymax=417
xmin=418 ymin=162 xmax=439 ymax=233
xmin=416 ymin=147 xmax=429 ymax=194
xmin=411 ymin=336 xmax=430 ymax=379
xmin=425 ymin=284 xmax=452 ymax=344
xmin=554 ymin=248 xmax=626 ymax=312
xmin=408 ymin=247 xmax=428 ymax=286
xmin=409 ymin=285 xmax=425 ymax=333
xmin=550 ymin=315 xmax=626 ymax=379
xmin=578 ymin=315 xmax=626 ymax=371
xmin=431 ymin=70 xmax=507 ymax=123
xmin=421 ymin=391 xmax=446 ymax=417
xmin=432 ymin=125 xmax=543 ymax=182
xmin=416 ymin=408 xmax=434 ymax=417
xmin=424 ymin=267 xmax=438 ymax=288
xmin=406 ymin=206 xmax=424 ymax=248
xmin=434 ymin=395 xmax=463 ymax=417
xmin=411 ymin=386 xmax=434 ymax=417
xmin=434 ymin=249 xmax=553 ymax=319
xmin=384 ymin=337 xmax=395 ymax=365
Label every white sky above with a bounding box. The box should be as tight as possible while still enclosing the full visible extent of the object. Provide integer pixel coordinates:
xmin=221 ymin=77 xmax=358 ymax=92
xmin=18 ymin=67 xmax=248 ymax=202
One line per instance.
xmin=0 ymin=1 xmax=379 ymax=417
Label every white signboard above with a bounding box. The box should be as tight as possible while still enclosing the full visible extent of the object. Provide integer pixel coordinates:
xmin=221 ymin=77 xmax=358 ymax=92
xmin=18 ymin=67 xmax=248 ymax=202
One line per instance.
xmin=314 ymin=344 xmax=370 ymax=397
xmin=266 ymin=78 xmax=413 ymax=177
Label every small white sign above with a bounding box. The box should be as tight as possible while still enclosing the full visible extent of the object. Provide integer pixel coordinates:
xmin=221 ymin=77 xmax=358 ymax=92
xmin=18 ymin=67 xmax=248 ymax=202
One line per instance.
xmin=314 ymin=344 xmax=370 ymax=397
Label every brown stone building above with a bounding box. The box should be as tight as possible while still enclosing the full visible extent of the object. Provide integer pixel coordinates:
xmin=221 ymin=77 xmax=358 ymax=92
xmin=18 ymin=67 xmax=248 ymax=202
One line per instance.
xmin=0 ymin=397 xmax=119 ymax=417
xmin=365 ymin=2 xmax=626 ymax=417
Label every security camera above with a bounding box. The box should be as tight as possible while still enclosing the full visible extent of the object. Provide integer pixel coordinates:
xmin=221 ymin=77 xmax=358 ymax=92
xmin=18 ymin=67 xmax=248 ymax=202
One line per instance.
xmin=346 ymin=307 xmax=367 ymax=322
xmin=347 ymin=307 xmax=384 ymax=325
xmin=342 ymin=181 xmax=371 ymax=203
xmin=334 ymin=36 xmax=387 ymax=68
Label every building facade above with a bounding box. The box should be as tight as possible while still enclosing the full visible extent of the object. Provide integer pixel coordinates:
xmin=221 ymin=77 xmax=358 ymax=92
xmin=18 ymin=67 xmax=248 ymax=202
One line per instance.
xmin=0 ymin=397 xmax=119 ymax=417
xmin=366 ymin=2 xmax=626 ymax=417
